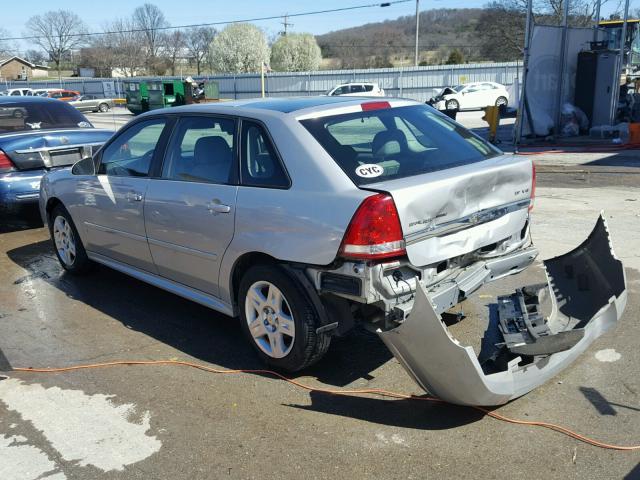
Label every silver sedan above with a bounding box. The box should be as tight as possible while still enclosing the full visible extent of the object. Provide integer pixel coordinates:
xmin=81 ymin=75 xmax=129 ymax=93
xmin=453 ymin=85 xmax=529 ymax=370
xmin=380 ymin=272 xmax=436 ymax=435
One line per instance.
xmin=69 ymin=95 xmax=115 ymax=113
xmin=39 ymin=97 xmax=626 ymax=405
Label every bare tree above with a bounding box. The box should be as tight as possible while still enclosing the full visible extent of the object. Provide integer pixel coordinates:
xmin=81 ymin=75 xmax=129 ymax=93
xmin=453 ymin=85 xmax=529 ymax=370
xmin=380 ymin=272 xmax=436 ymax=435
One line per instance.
xmin=24 ymin=10 xmax=87 ymax=79
xmin=133 ymin=3 xmax=169 ymax=64
xmin=163 ymin=30 xmax=186 ymax=76
xmin=24 ymin=49 xmax=47 ymax=65
xmin=100 ymin=18 xmax=146 ymax=77
xmin=185 ymin=27 xmax=216 ymax=75
xmin=0 ymin=28 xmax=17 ymax=57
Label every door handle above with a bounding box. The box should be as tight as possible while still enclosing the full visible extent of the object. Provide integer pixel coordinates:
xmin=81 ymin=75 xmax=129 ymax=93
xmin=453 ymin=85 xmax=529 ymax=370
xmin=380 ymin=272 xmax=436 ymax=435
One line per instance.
xmin=207 ymin=199 xmax=231 ymax=214
xmin=126 ymin=191 xmax=143 ymax=202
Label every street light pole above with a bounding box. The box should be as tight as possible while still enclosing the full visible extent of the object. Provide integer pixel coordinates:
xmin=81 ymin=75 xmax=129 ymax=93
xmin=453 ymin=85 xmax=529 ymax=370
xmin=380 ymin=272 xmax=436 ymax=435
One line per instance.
xmin=414 ymin=0 xmax=420 ymax=66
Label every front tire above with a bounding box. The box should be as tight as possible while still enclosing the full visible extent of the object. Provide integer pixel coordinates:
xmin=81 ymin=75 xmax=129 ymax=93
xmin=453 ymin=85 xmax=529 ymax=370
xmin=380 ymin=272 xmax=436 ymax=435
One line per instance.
xmin=495 ymin=96 xmax=508 ymax=107
xmin=50 ymin=205 xmax=93 ymax=274
xmin=98 ymin=103 xmax=109 ymax=112
xmin=445 ymin=99 xmax=459 ymax=111
xmin=238 ymin=265 xmax=331 ymax=372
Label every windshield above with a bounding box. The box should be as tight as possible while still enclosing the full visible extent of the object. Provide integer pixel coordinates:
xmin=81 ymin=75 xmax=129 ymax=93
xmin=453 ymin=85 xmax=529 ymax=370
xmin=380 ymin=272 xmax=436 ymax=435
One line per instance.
xmin=453 ymin=85 xmax=466 ymax=92
xmin=300 ymin=104 xmax=501 ymax=186
xmin=0 ymin=100 xmax=92 ymax=133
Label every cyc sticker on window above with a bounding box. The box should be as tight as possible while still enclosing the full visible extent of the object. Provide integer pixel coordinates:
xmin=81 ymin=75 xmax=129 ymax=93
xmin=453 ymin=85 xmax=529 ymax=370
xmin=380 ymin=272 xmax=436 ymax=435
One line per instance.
xmin=355 ymin=164 xmax=383 ymax=178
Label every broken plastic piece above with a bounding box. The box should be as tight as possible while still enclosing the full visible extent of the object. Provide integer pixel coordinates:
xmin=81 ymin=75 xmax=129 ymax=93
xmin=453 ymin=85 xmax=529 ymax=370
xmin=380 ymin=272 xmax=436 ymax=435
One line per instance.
xmin=378 ymin=214 xmax=626 ymax=406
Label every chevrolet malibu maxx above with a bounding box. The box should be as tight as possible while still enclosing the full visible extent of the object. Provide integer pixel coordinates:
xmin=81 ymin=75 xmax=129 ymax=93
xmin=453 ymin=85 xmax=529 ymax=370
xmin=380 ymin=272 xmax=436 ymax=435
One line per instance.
xmin=39 ymin=97 xmax=626 ymax=406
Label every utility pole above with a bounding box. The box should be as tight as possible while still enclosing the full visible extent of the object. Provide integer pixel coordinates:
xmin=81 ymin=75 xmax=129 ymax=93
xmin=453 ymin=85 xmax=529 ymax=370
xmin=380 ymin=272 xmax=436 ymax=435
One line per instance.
xmin=414 ymin=0 xmax=420 ymax=66
xmin=280 ymin=14 xmax=293 ymax=36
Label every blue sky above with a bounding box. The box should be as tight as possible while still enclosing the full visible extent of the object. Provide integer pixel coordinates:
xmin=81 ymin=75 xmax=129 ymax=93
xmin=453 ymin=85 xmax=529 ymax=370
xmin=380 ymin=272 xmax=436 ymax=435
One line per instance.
xmin=5 ymin=0 xmax=626 ymax=53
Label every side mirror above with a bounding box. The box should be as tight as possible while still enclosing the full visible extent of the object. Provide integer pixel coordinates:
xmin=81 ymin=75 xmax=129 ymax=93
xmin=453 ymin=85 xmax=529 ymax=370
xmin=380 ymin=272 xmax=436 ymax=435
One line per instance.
xmin=71 ymin=156 xmax=96 ymax=175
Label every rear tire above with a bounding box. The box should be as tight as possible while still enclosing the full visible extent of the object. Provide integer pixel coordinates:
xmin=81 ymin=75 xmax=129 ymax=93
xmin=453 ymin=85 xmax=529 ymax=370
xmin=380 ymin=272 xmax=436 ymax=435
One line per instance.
xmin=238 ymin=264 xmax=331 ymax=372
xmin=49 ymin=205 xmax=93 ymax=275
xmin=495 ymin=96 xmax=508 ymax=107
xmin=98 ymin=103 xmax=109 ymax=112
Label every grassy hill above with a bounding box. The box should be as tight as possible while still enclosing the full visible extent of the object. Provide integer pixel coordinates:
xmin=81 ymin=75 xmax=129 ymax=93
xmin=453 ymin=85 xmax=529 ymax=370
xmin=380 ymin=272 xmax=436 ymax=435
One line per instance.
xmin=315 ymin=8 xmax=488 ymax=68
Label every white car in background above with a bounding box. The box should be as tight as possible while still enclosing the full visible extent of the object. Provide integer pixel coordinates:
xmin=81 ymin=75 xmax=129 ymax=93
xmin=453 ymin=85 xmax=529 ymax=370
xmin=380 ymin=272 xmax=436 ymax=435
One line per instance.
xmin=437 ymin=82 xmax=509 ymax=111
xmin=0 ymin=88 xmax=33 ymax=96
xmin=325 ymin=82 xmax=385 ymax=97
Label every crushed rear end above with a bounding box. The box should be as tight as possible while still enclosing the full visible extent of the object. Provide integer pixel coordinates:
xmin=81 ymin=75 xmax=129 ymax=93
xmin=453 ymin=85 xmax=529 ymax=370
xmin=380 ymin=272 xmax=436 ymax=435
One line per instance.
xmin=378 ymin=214 xmax=626 ymax=406
xmin=298 ymin=101 xmax=626 ymax=405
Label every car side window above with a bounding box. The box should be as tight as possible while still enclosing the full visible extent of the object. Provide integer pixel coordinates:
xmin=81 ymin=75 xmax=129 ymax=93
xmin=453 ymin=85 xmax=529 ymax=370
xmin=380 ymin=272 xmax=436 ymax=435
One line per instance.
xmin=162 ymin=116 xmax=236 ymax=184
xmin=98 ymin=119 xmax=166 ymax=177
xmin=364 ymin=84 xmax=374 ymax=92
xmin=240 ymin=121 xmax=289 ymax=188
xmin=350 ymin=85 xmax=365 ymax=93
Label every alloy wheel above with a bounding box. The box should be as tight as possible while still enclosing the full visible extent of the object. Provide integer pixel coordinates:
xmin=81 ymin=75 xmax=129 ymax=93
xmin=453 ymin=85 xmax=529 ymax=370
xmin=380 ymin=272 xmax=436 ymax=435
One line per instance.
xmin=244 ymin=281 xmax=295 ymax=359
xmin=53 ymin=215 xmax=76 ymax=267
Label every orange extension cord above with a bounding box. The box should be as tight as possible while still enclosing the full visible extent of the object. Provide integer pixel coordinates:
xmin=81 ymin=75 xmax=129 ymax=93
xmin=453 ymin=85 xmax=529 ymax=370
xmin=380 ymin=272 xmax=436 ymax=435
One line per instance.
xmin=11 ymin=359 xmax=640 ymax=452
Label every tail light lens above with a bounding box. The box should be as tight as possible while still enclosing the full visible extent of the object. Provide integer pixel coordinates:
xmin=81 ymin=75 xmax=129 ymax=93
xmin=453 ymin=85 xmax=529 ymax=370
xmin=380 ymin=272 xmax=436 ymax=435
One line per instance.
xmin=340 ymin=193 xmax=406 ymax=260
xmin=0 ymin=150 xmax=15 ymax=173
xmin=529 ymin=161 xmax=536 ymax=211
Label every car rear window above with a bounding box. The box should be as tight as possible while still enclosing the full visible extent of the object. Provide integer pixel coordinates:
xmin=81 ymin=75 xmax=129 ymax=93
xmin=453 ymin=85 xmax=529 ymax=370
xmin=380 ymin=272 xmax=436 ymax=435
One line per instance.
xmin=0 ymin=100 xmax=92 ymax=133
xmin=300 ymin=104 xmax=501 ymax=186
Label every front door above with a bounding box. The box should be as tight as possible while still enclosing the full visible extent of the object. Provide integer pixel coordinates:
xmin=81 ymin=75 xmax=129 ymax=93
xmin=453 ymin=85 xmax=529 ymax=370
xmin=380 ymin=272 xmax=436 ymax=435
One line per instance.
xmin=81 ymin=118 xmax=169 ymax=272
xmin=144 ymin=115 xmax=238 ymax=296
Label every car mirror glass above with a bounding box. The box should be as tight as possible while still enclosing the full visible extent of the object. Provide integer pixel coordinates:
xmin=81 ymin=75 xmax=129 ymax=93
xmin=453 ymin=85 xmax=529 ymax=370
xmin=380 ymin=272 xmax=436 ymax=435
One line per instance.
xmin=71 ymin=156 xmax=96 ymax=176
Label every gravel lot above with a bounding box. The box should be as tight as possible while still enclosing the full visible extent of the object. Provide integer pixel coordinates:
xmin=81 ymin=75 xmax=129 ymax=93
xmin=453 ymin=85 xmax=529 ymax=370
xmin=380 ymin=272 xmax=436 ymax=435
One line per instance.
xmin=0 ymin=109 xmax=638 ymax=479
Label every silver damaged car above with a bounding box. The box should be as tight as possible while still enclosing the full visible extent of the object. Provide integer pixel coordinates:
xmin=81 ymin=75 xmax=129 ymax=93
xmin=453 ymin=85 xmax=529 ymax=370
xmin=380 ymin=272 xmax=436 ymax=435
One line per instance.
xmin=39 ymin=97 xmax=627 ymax=406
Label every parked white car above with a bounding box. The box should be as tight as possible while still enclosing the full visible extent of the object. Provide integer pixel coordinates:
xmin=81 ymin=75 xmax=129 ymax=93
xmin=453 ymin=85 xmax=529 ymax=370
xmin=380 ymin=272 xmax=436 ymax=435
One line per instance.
xmin=0 ymin=88 xmax=33 ymax=96
xmin=436 ymin=82 xmax=509 ymax=111
xmin=325 ymin=82 xmax=385 ymax=97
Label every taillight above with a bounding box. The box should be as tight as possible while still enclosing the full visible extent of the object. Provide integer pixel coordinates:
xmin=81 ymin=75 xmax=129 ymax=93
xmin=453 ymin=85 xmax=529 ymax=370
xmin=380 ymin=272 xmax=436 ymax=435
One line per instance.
xmin=340 ymin=193 xmax=406 ymax=260
xmin=0 ymin=150 xmax=15 ymax=173
xmin=529 ymin=161 xmax=536 ymax=212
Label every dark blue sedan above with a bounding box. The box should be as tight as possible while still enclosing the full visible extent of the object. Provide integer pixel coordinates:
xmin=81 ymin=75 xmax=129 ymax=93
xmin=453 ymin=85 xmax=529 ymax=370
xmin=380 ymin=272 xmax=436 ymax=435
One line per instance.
xmin=0 ymin=96 xmax=113 ymax=215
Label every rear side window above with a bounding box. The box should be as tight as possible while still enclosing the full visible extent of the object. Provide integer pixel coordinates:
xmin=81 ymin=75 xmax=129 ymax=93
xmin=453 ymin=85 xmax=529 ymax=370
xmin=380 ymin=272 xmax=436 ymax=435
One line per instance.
xmin=364 ymin=84 xmax=374 ymax=92
xmin=162 ymin=116 xmax=236 ymax=184
xmin=240 ymin=121 xmax=289 ymax=188
xmin=300 ymin=104 xmax=500 ymax=186
xmin=0 ymin=100 xmax=92 ymax=133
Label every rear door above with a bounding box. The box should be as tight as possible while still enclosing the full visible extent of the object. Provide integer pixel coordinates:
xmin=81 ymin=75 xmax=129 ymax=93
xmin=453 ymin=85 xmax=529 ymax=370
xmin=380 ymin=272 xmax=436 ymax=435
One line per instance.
xmin=144 ymin=115 xmax=238 ymax=296
xmin=80 ymin=117 xmax=170 ymax=271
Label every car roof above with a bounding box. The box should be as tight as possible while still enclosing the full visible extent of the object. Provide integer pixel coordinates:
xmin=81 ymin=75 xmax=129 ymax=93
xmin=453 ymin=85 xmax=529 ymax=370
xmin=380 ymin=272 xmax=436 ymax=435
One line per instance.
xmin=164 ymin=96 xmax=410 ymax=116
xmin=0 ymin=96 xmax=67 ymax=104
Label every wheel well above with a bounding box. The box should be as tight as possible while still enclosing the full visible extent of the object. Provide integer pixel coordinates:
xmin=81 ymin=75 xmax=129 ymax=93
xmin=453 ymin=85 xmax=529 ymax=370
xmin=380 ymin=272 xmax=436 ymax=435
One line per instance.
xmin=45 ymin=197 xmax=63 ymax=220
xmin=231 ymin=252 xmax=278 ymax=305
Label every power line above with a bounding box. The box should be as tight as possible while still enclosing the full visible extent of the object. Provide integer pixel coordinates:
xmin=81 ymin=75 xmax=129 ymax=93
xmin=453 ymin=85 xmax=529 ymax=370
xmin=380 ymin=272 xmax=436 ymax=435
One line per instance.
xmin=319 ymin=44 xmax=480 ymax=48
xmin=5 ymin=1 xmax=410 ymax=41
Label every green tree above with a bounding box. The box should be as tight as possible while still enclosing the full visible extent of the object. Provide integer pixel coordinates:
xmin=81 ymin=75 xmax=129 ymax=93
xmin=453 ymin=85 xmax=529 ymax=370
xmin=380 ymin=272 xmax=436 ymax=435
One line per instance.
xmin=446 ymin=49 xmax=464 ymax=65
xmin=270 ymin=33 xmax=322 ymax=72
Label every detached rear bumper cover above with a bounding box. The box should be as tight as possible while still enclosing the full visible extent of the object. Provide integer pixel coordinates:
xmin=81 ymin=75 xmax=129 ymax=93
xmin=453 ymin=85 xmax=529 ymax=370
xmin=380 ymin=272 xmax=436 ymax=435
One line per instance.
xmin=378 ymin=215 xmax=627 ymax=406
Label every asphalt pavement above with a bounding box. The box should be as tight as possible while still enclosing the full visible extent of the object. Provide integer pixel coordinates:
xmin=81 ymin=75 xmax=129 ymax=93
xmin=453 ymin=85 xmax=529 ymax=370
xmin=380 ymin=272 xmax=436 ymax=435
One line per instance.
xmin=0 ymin=110 xmax=639 ymax=479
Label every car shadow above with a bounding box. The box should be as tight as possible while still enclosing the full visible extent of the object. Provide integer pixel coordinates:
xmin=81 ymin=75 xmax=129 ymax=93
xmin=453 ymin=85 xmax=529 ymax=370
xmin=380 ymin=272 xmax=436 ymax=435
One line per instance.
xmin=0 ymin=206 xmax=43 ymax=233
xmin=285 ymin=391 xmax=484 ymax=430
xmin=6 ymin=239 xmax=495 ymax=430
xmin=6 ymin=240 xmax=392 ymax=389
